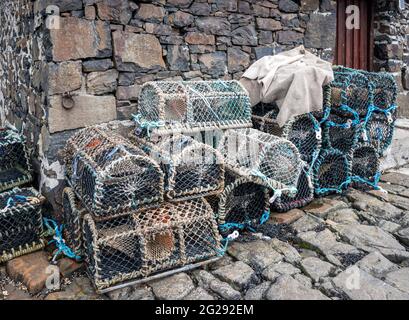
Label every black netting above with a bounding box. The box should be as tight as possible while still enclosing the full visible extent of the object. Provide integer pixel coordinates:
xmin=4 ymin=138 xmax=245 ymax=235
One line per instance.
xmin=0 ymin=187 xmax=45 ymax=263
xmin=0 ymin=128 xmax=32 ymax=192
xmin=271 ymin=163 xmax=314 ymax=212
xmin=62 ymin=187 xmax=85 ymax=258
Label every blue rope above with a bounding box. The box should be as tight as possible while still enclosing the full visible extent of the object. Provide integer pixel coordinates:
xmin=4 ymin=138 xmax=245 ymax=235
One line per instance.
xmin=351 ymin=171 xmax=382 ymax=190
xmin=43 ymin=218 xmax=82 ymax=262
xmin=259 ymin=210 xmax=270 ymax=225
xmin=5 ymin=195 xmax=28 ymax=207
xmin=132 ymin=114 xmax=165 ymax=138
xmin=315 ymin=177 xmax=352 ymax=195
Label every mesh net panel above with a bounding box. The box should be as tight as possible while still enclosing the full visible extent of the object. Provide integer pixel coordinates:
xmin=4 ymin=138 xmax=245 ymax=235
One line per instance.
xmin=313 ymin=148 xmax=351 ymax=196
xmin=82 ymin=198 xmax=222 ymax=291
xmin=206 ymin=170 xmax=269 ymax=237
xmin=334 ymin=66 xmax=398 ymax=111
xmin=62 ymin=187 xmax=85 ymax=258
xmin=361 ymin=111 xmax=395 ymax=156
xmin=217 ymin=128 xmax=303 ymax=193
xmin=64 ymin=126 xmax=164 ymax=218
xmin=0 ymin=128 xmax=32 ymax=192
xmin=252 ymin=103 xmax=322 ymax=165
xmin=330 ymin=71 xmax=372 ymax=117
xmin=271 ymin=163 xmax=314 ymax=212
xmin=323 ymin=113 xmax=360 ymax=154
xmin=136 ymin=80 xmax=252 ymax=139
xmin=0 ymin=187 xmax=45 ymax=263
xmin=350 ymin=144 xmax=380 ymax=190
xmin=129 ymin=133 xmax=225 ymax=201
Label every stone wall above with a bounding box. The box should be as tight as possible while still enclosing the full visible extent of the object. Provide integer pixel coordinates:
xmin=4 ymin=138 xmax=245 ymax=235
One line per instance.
xmin=373 ymin=0 xmax=409 ymax=117
xmin=43 ymin=0 xmax=336 ymax=130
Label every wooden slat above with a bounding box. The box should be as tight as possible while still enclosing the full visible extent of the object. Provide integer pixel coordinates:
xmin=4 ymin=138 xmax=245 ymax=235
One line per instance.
xmin=336 ymin=0 xmax=346 ymax=66
xmin=345 ymin=0 xmax=353 ymax=68
xmin=360 ymin=0 xmax=369 ymax=70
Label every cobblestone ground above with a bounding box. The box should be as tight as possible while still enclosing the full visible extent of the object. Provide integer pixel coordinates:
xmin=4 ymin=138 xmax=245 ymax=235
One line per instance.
xmin=2 ymin=167 xmax=409 ymax=300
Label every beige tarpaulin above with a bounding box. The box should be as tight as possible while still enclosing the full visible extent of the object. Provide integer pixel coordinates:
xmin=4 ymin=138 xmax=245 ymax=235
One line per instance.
xmin=240 ymin=46 xmax=334 ymax=127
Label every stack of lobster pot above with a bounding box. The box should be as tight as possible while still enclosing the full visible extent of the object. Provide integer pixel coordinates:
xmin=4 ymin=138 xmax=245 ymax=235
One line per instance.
xmin=63 ymin=124 xmax=224 ymax=293
xmin=315 ymin=66 xmax=398 ymax=195
xmin=133 ymin=80 xmax=304 ymax=237
xmin=0 ymin=127 xmax=46 ymax=263
xmin=250 ymin=86 xmax=332 ymax=211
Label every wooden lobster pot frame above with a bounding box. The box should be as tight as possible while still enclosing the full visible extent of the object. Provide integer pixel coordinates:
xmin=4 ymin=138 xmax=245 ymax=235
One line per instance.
xmin=252 ymin=104 xmax=323 ymax=165
xmin=271 ymin=162 xmax=314 ymax=213
xmin=206 ymin=169 xmax=269 ymax=237
xmin=129 ymin=134 xmax=225 ymax=201
xmin=64 ymin=126 xmax=165 ymax=218
xmin=62 ymin=187 xmax=86 ymax=258
xmin=217 ymin=128 xmax=303 ymax=194
xmin=0 ymin=128 xmax=32 ymax=192
xmin=82 ymin=198 xmax=222 ymax=292
xmin=135 ymin=80 xmax=252 ymax=141
xmin=0 ymin=187 xmax=45 ymax=263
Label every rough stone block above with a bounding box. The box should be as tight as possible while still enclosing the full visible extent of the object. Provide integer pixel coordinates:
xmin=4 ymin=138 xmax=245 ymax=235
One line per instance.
xmin=300 ymin=0 xmax=319 ymax=11
xmin=83 ymin=59 xmax=114 ymax=73
xmin=227 ymin=47 xmax=250 ymax=73
xmin=305 ymin=12 xmax=336 ymax=49
xmin=86 ymin=69 xmax=118 ymax=95
xmin=48 ymin=95 xmax=117 ymax=133
xmin=256 ymin=18 xmax=282 ymax=31
xmin=149 ymin=273 xmax=195 ymax=300
xmin=49 ymin=17 xmax=112 ymax=62
xmin=6 ymin=251 xmax=51 ymax=294
xmin=116 ymin=84 xmax=141 ymax=101
xmin=113 ymin=31 xmax=165 ymax=71
xmin=96 ymin=0 xmax=132 ymax=24
xmin=198 ymin=51 xmax=227 ymax=77
xmin=46 ymin=61 xmax=82 ymax=95
xmin=136 ymin=3 xmax=165 ymax=23
xmin=271 ymin=209 xmax=304 ymax=224
xmin=232 ymin=25 xmax=258 ymax=46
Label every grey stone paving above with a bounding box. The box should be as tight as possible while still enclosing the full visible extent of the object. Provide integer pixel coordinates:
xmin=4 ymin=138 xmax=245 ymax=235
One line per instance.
xmin=2 ymin=170 xmax=409 ymax=300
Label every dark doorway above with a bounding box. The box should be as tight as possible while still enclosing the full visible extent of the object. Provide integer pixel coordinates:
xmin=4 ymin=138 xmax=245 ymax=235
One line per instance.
xmin=335 ymin=0 xmax=374 ymax=71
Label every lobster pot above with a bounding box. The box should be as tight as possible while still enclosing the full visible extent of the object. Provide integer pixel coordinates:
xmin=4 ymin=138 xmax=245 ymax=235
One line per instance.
xmin=64 ymin=126 xmax=164 ymax=218
xmin=217 ymin=128 xmax=303 ymax=193
xmin=271 ymin=163 xmax=314 ymax=213
xmin=334 ymin=66 xmax=397 ymax=112
xmin=330 ymin=70 xmax=372 ymax=117
xmin=136 ymin=80 xmax=252 ymax=140
xmin=129 ymin=134 xmax=225 ymax=201
xmin=311 ymin=85 xmax=332 ymax=123
xmin=361 ymin=111 xmax=395 ymax=156
xmin=0 ymin=188 xmax=45 ymax=263
xmin=62 ymin=188 xmax=85 ymax=257
xmin=252 ymin=103 xmax=322 ymax=164
xmin=350 ymin=144 xmax=380 ymax=190
xmin=313 ymin=148 xmax=351 ymax=196
xmin=0 ymin=129 xmax=32 ymax=192
xmin=206 ymin=170 xmax=269 ymax=237
xmin=323 ymin=113 xmax=361 ymax=154
xmin=82 ymin=198 xmax=222 ymax=292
